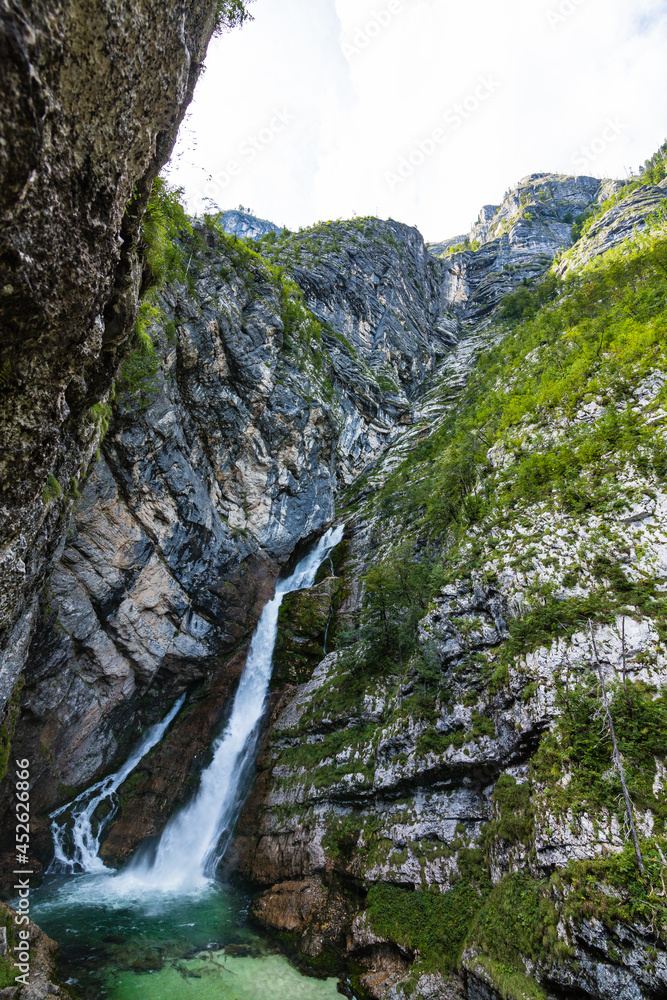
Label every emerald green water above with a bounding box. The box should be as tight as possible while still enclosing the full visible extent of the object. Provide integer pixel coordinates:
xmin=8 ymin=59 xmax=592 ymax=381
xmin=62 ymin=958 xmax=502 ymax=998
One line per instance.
xmin=30 ymin=874 xmax=342 ymax=999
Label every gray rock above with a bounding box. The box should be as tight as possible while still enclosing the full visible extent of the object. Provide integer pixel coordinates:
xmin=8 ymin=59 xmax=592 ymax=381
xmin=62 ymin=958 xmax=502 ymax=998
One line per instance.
xmin=218 ymin=210 xmax=281 ymax=240
xmin=0 ymin=0 xmax=220 ymax=715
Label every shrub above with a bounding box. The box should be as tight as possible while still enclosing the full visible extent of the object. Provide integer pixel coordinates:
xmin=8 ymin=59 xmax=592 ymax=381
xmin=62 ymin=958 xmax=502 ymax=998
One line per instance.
xmin=366 ymin=874 xmax=490 ymax=972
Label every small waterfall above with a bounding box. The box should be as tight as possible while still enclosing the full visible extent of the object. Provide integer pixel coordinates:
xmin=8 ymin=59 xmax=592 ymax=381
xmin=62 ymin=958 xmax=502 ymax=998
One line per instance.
xmin=322 ymin=553 xmax=336 ymax=653
xmin=124 ymin=524 xmax=345 ymax=893
xmin=49 ymin=695 xmax=185 ymax=873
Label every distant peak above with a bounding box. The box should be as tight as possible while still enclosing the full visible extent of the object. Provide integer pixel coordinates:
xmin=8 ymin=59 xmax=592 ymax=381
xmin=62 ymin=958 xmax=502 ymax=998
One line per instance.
xmin=218 ymin=210 xmax=281 ymax=241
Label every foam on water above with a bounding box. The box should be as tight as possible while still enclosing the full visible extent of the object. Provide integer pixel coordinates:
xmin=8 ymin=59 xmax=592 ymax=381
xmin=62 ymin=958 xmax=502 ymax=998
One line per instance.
xmin=49 ymin=695 xmax=186 ymax=873
xmin=32 ymin=528 xmax=347 ymax=998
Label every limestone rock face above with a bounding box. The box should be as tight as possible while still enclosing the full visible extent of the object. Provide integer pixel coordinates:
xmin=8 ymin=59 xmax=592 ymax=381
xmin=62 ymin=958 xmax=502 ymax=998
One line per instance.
xmin=0 ymin=217 xmax=463 ymax=864
xmin=0 ymin=0 xmax=219 ymax=713
xmin=559 ymin=177 xmax=667 ymax=273
xmin=433 ymin=173 xmax=602 ymax=319
xmin=286 ymin=219 xmax=454 ymax=400
xmin=1 ymin=140 xmax=665 ymax=999
xmin=235 ymin=184 xmax=667 ymax=999
xmin=219 ymin=209 xmax=281 ymax=240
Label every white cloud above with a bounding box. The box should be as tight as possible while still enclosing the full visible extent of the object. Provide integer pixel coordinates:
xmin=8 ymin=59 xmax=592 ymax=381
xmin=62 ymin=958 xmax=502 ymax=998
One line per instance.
xmin=166 ymin=0 xmax=667 ymax=241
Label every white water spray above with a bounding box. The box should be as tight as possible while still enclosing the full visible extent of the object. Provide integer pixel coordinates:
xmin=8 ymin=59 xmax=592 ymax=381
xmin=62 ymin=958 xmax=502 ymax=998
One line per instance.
xmin=124 ymin=524 xmax=344 ymax=893
xmin=49 ymin=695 xmax=185 ymax=873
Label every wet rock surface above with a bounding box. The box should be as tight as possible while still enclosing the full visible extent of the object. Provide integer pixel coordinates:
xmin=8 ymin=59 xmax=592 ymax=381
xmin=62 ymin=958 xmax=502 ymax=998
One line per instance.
xmin=0 ymin=0 xmax=220 ymax=716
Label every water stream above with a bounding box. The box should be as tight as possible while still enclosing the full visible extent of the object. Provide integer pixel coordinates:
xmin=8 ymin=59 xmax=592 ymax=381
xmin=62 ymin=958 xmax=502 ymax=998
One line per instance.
xmin=124 ymin=523 xmax=344 ymax=893
xmin=49 ymin=695 xmax=186 ymax=873
xmin=30 ymin=525 xmax=346 ymax=999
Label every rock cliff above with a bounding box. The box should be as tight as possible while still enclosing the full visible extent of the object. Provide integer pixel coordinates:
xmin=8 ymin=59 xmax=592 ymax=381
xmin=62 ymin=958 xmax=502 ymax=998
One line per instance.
xmin=2 ymin=115 xmax=667 ymax=1000
xmin=0 ymin=0 xmax=247 ymax=719
xmin=0 ymin=215 xmax=462 ymax=868
xmin=232 ymin=178 xmax=667 ymax=999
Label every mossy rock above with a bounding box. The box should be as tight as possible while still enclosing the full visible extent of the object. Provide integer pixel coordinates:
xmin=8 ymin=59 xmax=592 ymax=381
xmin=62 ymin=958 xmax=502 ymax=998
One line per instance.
xmin=0 ymin=676 xmax=23 ymax=784
xmin=0 ymin=903 xmax=18 ymax=989
xmin=273 ymin=579 xmax=339 ymax=687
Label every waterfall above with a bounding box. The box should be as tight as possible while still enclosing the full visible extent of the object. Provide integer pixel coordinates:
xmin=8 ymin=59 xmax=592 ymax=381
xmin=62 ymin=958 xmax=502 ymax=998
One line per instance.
xmin=123 ymin=524 xmax=345 ymax=893
xmin=49 ymin=694 xmax=186 ymax=873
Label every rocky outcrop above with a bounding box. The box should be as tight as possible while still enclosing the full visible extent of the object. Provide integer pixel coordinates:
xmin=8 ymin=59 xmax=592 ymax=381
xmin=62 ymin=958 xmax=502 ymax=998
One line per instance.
xmin=235 ymin=182 xmax=667 ymax=999
xmin=219 ymin=209 xmax=281 ymax=240
xmin=0 ymin=900 xmax=72 ymax=999
xmin=0 ymin=216 xmax=464 ymax=864
xmin=434 ymin=173 xmax=603 ymax=320
xmin=559 ymin=177 xmax=667 ymax=273
xmin=0 ymin=0 xmax=225 ymax=716
xmin=275 ymin=218 xmax=456 ymax=401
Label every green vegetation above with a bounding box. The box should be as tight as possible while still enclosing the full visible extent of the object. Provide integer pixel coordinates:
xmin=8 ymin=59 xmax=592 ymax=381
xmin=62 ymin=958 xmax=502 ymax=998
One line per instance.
xmin=641 ymin=139 xmax=667 ymax=186
xmin=273 ymin=583 xmax=337 ymax=687
xmin=498 ymin=274 xmax=559 ymax=322
xmin=354 ymin=211 xmax=667 ymax=560
xmin=322 ymin=814 xmax=365 ymax=860
xmin=443 ymin=236 xmax=481 ymax=255
xmin=117 ymin=323 xmax=162 ymax=407
xmin=532 ymin=680 xmax=667 ymax=826
xmin=557 ymin=836 xmax=667 ymax=938
xmin=481 ymin=775 xmax=534 ymax=851
xmin=295 ymin=544 xmax=450 ymax=728
xmin=118 ymin=177 xmax=195 ymax=409
xmin=347 ymin=545 xmax=443 ymax=676
xmin=213 ymin=0 xmax=253 ymax=35
xmin=271 ymin=723 xmax=377 ymax=791
xmin=363 ymin=851 xmax=567 ymax=996
xmin=465 ymin=874 xmax=559 ymax=999
xmin=0 ymin=907 xmax=18 ymax=989
xmin=366 ymin=862 xmax=490 ymax=974
xmin=42 ymin=472 xmax=63 ymax=504
xmin=415 ymin=713 xmax=494 ymax=756
xmin=570 ymin=142 xmax=666 ymax=242
xmin=0 ymin=678 xmax=23 ymax=785
xmin=140 ymin=177 xmax=193 ymax=290
xmin=364 ymin=843 xmax=667 ymax=994
xmin=327 ymin=214 xmax=667 ymax=715
xmin=263 ymin=165 xmax=667 ymax=995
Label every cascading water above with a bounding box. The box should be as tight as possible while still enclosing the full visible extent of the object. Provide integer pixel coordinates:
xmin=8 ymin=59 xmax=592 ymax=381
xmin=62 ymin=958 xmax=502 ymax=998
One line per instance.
xmin=122 ymin=523 xmax=345 ymax=893
xmin=49 ymin=694 xmax=185 ymax=873
xmin=32 ymin=527 xmax=346 ymax=1000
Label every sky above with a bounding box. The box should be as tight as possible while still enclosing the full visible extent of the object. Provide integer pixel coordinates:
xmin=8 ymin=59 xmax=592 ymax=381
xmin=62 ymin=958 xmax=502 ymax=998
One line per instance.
xmin=165 ymin=0 xmax=667 ymax=242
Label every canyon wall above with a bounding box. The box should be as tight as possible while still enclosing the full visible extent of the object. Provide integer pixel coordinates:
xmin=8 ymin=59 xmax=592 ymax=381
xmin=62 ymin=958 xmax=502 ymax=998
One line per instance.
xmin=2 ymin=73 xmax=667 ymax=998
xmin=0 ymin=0 xmax=229 ymax=717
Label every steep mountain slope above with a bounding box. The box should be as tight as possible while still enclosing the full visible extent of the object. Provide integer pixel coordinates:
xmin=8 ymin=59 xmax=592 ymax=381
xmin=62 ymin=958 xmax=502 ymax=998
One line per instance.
xmin=234 ymin=185 xmax=667 ymax=999
xmin=0 ymin=172 xmax=599 ymax=865
xmin=0 ymin=214 xmax=461 ymax=866
xmin=1 ymin=157 xmax=665 ymax=1000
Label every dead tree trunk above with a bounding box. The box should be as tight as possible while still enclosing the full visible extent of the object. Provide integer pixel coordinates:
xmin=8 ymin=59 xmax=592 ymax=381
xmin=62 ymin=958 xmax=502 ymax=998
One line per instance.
xmin=589 ymin=621 xmax=645 ymax=877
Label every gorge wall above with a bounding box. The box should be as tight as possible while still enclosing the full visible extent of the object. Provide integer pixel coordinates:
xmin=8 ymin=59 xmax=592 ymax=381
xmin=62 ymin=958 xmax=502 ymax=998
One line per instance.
xmin=234 ymin=177 xmax=667 ymax=1000
xmin=0 ymin=0 xmax=249 ymax=720
xmin=1 ymin=60 xmax=667 ymax=1000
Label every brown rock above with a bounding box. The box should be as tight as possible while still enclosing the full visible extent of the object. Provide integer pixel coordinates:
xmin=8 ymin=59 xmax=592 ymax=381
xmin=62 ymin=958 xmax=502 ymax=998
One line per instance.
xmin=98 ymin=555 xmax=279 ymax=864
xmin=251 ymin=876 xmax=357 ymax=959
